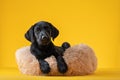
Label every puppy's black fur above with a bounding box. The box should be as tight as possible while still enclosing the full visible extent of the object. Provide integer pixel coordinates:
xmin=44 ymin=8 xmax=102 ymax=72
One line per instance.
xmin=25 ymin=21 xmax=70 ymax=74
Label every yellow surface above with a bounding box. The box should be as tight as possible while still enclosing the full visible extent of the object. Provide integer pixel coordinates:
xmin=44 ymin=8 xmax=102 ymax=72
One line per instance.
xmin=0 ymin=0 xmax=120 ymax=79
xmin=0 ymin=68 xmax=120 ymax=80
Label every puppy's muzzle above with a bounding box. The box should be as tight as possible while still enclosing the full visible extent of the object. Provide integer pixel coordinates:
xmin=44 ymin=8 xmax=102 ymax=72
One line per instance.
xmin=41 ymin=35 xmax=48 ymax=41
xmin=40 ymin=31 xmax=51 ymax=43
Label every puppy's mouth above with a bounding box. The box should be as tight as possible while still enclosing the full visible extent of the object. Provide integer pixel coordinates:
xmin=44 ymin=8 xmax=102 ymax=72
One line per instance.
xmin=41 ymin=40 xmax=50 ymax=45
xmin=41 ymin=39 xmax=49 ymax=43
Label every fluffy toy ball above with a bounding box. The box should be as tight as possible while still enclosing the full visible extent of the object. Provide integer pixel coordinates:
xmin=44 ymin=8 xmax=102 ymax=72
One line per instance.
xmin=15 ymin=44 xmax=97 ymax=76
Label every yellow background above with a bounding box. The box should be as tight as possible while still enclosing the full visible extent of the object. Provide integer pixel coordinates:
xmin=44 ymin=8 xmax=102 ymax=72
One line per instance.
xmin=0 ymin=0 xmax=120 ymax=79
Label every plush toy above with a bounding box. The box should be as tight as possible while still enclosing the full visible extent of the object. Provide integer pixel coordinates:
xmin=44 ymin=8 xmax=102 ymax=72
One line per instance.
xmin=16 ymin=44 xmax=97 ymax=76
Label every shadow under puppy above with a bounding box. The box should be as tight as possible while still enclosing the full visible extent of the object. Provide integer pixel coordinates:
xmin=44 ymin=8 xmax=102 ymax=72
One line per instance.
xmin=25 ymin=21 xmax=70 ymax=74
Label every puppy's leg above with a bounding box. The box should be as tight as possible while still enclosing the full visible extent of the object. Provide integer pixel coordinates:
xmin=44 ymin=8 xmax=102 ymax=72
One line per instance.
xmin=30 ymin=44 xmax=50 ymax=74
xmin=57 ymin=56 xmax=68 ymax=73
xmin=39 ymin=59 xmax=50 ymax=74
xmin=54 ymin=53 xmax=68 ymax=73
xmin=62 ymin=42 xmax=70 ymax=51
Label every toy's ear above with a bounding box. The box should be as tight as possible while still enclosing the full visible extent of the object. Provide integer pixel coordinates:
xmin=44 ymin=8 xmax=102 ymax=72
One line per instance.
xmin=49 ymin=23 xmax=59 ymax=41
xmin=25 ymin=25 xmax=36 ymax=42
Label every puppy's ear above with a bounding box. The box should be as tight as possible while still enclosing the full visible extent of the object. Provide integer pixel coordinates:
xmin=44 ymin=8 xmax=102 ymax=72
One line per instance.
xmin=25 ymin=25 xmax=36 ymax=42
xmin=49 ymin=23 xmax=59 ymax=41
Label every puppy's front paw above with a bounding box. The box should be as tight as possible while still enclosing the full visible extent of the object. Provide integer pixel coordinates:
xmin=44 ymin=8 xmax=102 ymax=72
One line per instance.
xmin=40 ymin=61 xmax=50 ymax=74
xmin=58 ymin=62 xmax=68 ymax=73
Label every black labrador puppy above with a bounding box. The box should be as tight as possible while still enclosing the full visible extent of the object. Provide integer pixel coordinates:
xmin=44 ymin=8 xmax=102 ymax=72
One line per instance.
xmin=25 ymin=21 xmax=70 ymax=74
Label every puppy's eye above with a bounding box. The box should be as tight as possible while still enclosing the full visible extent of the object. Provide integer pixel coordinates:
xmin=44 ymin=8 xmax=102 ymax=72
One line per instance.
xmin=44 ymin=26 xmax=50 ymax=31
xmin=36 ymin=28 xmax=41 ymax=31
xmin=44 ymin=26 xmax=48 ymax=29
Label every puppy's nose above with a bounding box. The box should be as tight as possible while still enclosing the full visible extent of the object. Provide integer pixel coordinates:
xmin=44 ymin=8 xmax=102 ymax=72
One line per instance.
xmin=42 ymin=35 xmax=47 ymax=40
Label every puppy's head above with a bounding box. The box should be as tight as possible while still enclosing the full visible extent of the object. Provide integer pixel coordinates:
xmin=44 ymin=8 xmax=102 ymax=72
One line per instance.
xmin=25 ymin=21 xmax=59 ymax=45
